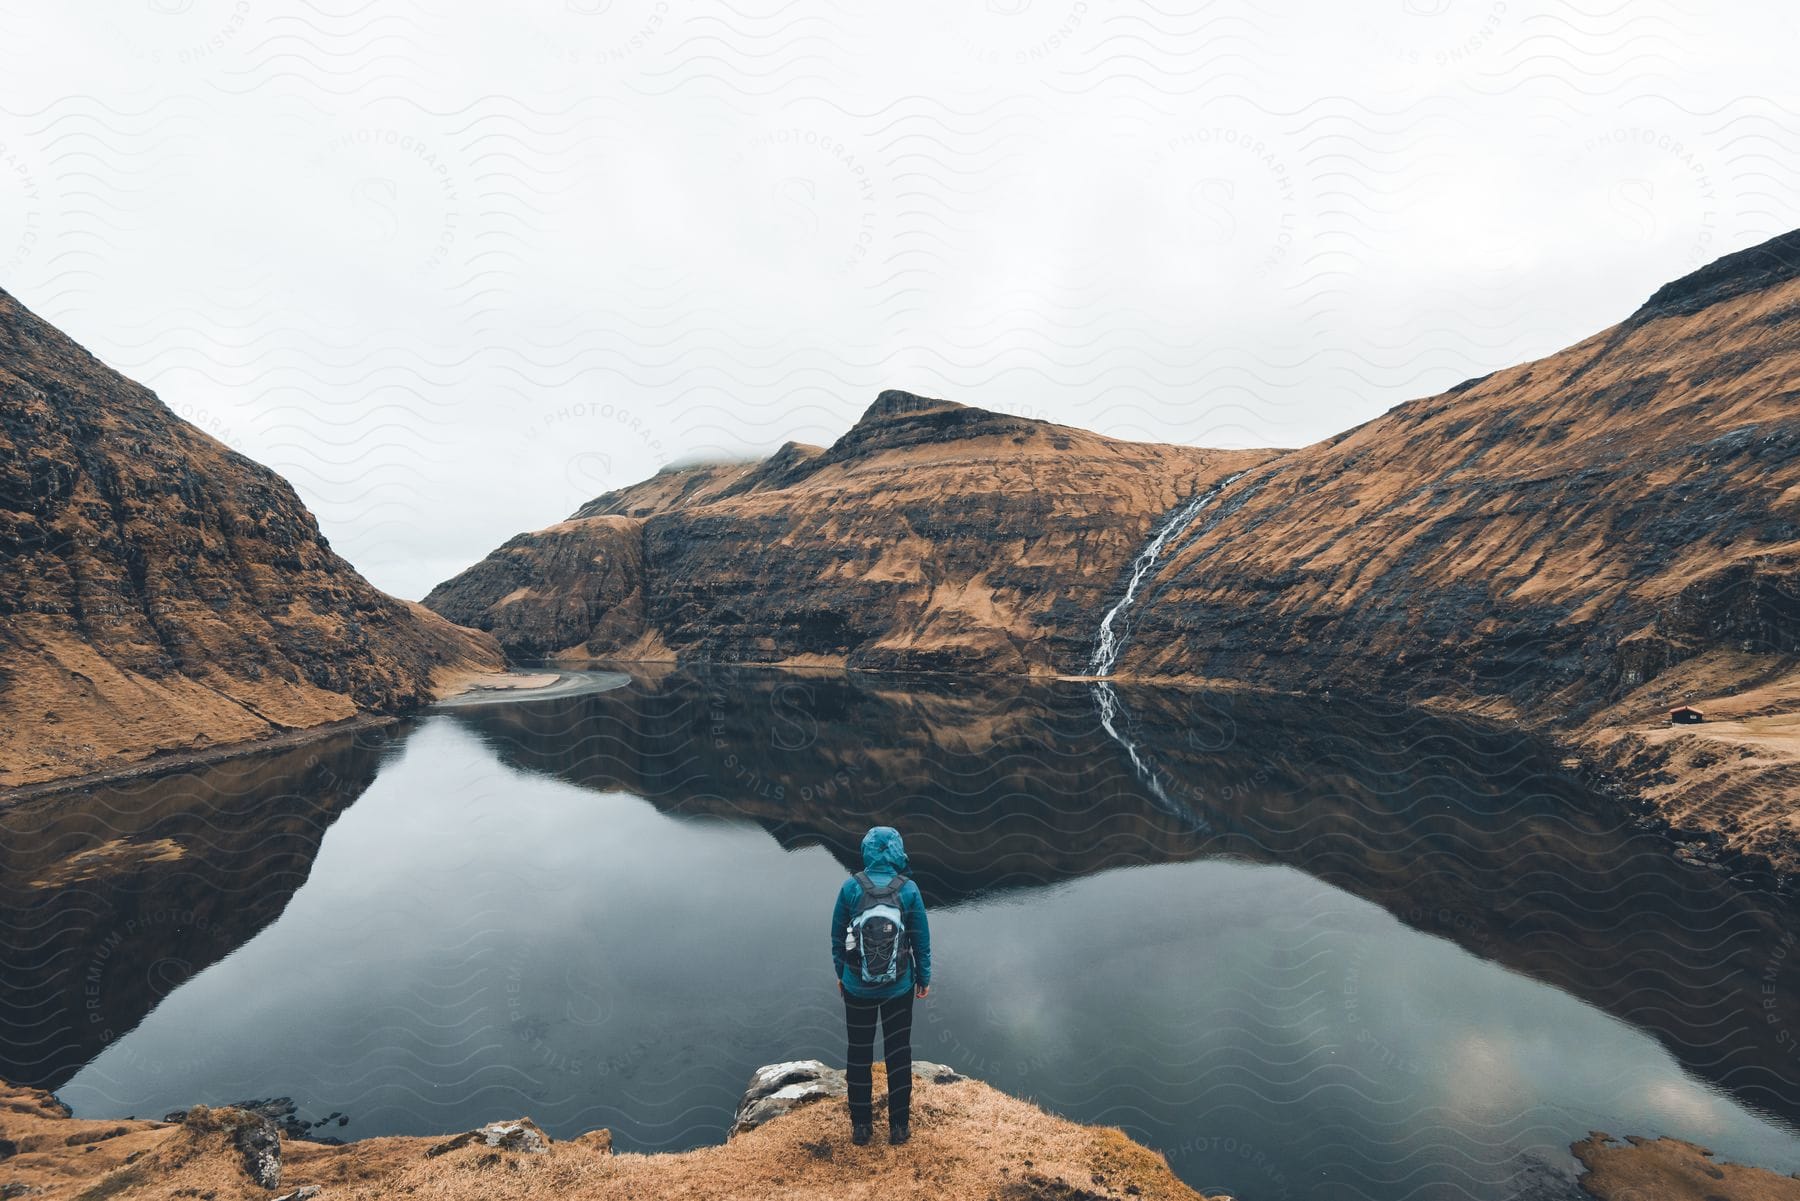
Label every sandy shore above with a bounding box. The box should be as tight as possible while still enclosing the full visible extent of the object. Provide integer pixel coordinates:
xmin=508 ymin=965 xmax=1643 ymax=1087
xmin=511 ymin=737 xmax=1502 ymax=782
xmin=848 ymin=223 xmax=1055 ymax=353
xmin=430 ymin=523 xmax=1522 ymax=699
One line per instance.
xmin=431 ymin=668 xmax=632 ymax=709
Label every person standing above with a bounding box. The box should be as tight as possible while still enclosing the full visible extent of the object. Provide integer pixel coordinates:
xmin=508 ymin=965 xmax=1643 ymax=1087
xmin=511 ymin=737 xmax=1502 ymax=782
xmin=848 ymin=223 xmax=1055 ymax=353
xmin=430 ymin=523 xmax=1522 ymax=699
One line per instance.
xmin=831 ymin=825 xmax=932 ymax=1146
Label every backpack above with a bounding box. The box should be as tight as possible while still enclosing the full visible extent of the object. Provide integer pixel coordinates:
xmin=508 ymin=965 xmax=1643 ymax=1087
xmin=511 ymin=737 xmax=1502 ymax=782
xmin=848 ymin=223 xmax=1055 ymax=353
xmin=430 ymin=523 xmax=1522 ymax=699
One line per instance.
xmin=845 ymin=871 xmax=909 ymax=985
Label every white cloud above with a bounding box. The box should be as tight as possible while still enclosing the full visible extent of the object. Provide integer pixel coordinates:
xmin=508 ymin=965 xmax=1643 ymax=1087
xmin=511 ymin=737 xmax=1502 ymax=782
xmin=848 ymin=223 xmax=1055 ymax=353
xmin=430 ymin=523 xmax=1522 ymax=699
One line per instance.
xmin=1 ymin=1 xmax=1794 ymax=597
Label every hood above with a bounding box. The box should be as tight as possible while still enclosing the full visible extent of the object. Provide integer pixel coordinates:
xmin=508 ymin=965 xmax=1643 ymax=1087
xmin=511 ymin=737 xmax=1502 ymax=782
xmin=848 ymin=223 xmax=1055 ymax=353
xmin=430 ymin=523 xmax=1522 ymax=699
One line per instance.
xmin=860 ymin=826 xmax=908 ymax=878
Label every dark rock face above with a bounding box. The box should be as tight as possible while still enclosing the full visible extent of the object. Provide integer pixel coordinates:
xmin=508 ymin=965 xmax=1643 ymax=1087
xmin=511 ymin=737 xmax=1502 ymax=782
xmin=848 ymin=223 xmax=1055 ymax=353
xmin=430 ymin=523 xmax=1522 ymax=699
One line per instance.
xmin=0 ymin=287 xmax=501 ymax=788
xmin=178 ymin=1105 xmax=282 ymax=1189
xmin=1629 ymin=228 xmax=1800 ymax=324
xmin=230 ymin=1113 xmax=282 ymax=1189
xmin=428 ymin=390 xmax=1272 ymax=672
xmin=422 ymin=516 xmax=648 ymax=660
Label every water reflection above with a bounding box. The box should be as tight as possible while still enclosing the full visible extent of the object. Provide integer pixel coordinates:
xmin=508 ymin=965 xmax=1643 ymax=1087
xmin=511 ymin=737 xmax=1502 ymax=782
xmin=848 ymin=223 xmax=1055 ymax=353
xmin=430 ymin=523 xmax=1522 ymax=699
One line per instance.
xmin=6 ymin=667 xmax=1798 ymax=1200
xmin=0 ymin=725 xmax=403 ymax=1088
xmin=449 ymin=667 xmax=1800 ymax=1126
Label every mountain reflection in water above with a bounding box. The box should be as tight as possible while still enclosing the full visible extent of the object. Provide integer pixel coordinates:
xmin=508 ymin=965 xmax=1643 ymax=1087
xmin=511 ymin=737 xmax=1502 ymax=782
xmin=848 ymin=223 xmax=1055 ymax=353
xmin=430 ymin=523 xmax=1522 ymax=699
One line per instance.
xmin=6 ymin=667 xmax=1798 ymax=1200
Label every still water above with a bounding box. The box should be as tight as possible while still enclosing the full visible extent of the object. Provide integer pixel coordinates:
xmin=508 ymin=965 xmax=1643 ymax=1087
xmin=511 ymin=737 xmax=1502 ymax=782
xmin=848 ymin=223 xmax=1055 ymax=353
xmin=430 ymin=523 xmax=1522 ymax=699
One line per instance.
xmin=4 ymin=667 xmax=1798 ymax=1199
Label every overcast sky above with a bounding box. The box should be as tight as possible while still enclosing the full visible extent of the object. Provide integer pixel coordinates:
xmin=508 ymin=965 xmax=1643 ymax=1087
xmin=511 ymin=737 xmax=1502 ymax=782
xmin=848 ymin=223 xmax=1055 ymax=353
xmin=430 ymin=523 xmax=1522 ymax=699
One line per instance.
xmin=2 ymin=3 xmax=1795 ymax=598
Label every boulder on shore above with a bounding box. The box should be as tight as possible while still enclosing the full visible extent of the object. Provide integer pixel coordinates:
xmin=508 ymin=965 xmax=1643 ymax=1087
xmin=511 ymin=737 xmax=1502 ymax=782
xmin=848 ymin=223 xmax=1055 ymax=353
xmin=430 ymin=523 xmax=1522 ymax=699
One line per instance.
xmin=729 ymin=1058 xmax=965 ymax=1135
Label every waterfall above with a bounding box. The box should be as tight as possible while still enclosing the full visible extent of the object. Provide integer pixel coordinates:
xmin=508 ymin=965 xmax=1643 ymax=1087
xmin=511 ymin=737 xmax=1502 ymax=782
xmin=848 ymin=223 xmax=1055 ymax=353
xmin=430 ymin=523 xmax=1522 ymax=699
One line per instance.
xmin=1088 ymin=472 xmax=1242 ymax=678
xmin=1084 ymin=473 xmax=1245 ymax=830
xmin=1091 ymin=679 xmax=1187 ymax=812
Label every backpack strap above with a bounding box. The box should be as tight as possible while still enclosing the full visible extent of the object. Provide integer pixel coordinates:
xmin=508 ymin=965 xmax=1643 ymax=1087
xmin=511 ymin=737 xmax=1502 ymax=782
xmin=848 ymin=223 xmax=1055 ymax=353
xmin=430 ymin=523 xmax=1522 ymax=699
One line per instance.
xmin=852 ymin=870 xmax=906 ymax=900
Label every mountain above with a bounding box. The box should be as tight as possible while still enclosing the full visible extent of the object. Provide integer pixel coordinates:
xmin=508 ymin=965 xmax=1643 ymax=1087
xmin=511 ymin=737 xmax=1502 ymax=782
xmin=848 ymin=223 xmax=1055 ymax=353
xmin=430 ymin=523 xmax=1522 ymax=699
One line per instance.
xmin=427 ymin=232 xmax=1800 ymax=874
xmin=1115 ymin=231 xmax=1800 ymax=871
xmin=424 ymin=390 xmax=1274 ymax=673
xmin=0 ymin=287 xmax=502 ymax=790
xmin=1119 ymin=231 xmax=1800 ymax=710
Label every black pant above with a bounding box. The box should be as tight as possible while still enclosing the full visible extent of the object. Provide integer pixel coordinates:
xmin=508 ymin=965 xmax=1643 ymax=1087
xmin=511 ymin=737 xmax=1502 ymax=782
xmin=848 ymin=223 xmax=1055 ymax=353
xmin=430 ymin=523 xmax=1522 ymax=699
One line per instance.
xmin=844 ymin=987 xmax=914 ymax=1128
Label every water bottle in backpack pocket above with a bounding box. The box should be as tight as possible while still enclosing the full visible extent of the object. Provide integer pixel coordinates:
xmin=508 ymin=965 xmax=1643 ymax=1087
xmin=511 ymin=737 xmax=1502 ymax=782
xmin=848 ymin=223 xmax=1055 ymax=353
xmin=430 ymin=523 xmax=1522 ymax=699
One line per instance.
xmin=848 ymin=871 xmax=909 ymax=985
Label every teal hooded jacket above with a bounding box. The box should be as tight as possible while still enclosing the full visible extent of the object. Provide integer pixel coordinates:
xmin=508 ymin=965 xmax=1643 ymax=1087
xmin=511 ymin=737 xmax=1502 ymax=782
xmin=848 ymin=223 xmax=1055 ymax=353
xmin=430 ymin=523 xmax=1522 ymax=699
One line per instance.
xmin=831 ymin=826 xmax=932 ymax=1001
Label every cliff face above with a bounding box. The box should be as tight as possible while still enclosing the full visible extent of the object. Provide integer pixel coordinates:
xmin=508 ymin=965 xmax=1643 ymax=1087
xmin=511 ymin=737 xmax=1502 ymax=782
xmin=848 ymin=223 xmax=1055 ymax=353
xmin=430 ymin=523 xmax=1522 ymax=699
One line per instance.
xmin=426 ymin=391 xmax=1273 ymax=673
xmin=433 ymin=234 xmax=1798 ymax=700
xmin=0 ymin=287 xmax=502 ymax=789
xmin=1118 ymin=231 xmax=1800 ymax=714
xmin=1108 ymin=231 xmax=1800 ymax=870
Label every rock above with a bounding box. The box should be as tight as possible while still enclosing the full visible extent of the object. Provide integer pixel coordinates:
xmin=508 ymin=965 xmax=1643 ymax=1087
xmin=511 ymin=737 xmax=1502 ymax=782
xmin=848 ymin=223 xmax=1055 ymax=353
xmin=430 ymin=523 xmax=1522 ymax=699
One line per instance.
xmin=235 ymin=1116 xmax=283 ymax=1189
xmin=728 ymin=1060 xmax=847 ymax=1135
xmin=271 ymin=1189 xmax=322 ymax=1201
xmin=915 ymin=1061 xmax=964 ymax=1084
xmin=427 ymin=1118 xmax=551 ymax=1158
xmin=728 ymin=1059 xmax=964 ymax=1136
xmin=213 ymin=1109 xmax=280 ymax=1195
xmin=166 ymin=1097 xmax=339 ymax=1144
xmin=180 ymin=1105 xmax=282 ymax=1190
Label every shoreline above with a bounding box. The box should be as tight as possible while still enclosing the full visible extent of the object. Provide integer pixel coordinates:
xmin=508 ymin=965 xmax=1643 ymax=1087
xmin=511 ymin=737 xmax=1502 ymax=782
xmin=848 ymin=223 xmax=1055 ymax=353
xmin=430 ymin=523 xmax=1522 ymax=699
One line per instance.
xmin=567 ymin=655 xmax=1800 ymax=886
xmin=0 ymin=670 xmax=615 ymax=811
xmin=0 ymin=713 xmax=402 ymax=812
xmin=7 ymin=656 xmax=1793 ymax=887
xmin=428 ymin=668 xmax=631 ymax=709
xmin=7 ymin=1071 xmax=1800 ymax=1200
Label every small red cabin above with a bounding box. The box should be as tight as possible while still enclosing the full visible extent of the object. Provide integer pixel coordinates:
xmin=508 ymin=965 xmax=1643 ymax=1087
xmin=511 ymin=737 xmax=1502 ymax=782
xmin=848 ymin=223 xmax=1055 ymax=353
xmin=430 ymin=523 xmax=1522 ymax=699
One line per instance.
xmin=1670 ymin=706 xmax=1705 ymax=724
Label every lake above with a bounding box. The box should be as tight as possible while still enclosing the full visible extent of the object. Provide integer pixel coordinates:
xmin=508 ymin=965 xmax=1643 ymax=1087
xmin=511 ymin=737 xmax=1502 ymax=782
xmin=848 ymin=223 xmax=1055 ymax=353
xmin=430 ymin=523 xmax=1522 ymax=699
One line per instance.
xmin=4 ymin=666 xmax=1798 ymax=1200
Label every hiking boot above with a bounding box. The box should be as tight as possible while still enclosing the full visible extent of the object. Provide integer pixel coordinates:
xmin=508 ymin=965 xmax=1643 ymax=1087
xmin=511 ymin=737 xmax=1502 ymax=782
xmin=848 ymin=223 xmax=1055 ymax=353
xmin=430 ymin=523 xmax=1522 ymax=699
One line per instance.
xmin=888 ymin=1121 xmax=910 ymax=1145
xmin=851 ymin=1122 xmax=872 ymax=1145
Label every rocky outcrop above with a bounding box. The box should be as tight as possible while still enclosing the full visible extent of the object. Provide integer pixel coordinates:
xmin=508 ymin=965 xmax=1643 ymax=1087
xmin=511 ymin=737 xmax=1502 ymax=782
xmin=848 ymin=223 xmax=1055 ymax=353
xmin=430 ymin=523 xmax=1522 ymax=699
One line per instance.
xmin=427 ymin=1118 xmax=552 ymax=1157
xmin=188 ymin=1106 xmax=284 ymax=1190
xmin=0 ymin=1071 xmax=1223 ymax=1200
xmin=420 ymin=516 xmax=650 ymax=660
xmin=426 ymin=390 xmax=1273 ymax=673
xmin=1572 ymin=1132 xmax=1800 ymax=1200
xmin=729 ymin=1059 xmax=964 ymax=1135
xmin=0 ymin=287 xmax=503 ymax=790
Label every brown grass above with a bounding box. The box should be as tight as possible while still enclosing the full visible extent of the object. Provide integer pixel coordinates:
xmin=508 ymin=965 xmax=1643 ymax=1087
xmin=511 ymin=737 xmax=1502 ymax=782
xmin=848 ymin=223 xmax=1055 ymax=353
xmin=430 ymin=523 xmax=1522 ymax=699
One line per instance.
xmin=0 ymin=1072 xmax=1221 ymax=1201
xmin=1573 ymin=1133 xmax=1800 ymax=1200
